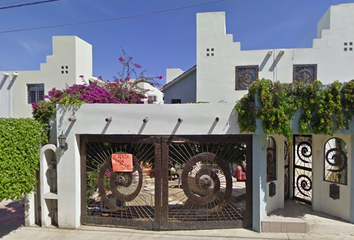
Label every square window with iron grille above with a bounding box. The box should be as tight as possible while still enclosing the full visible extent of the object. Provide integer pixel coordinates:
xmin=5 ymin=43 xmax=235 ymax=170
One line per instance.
xmin=235 ymin=65 xmax=258 ymax=90
xmin=27 ymin=84 xmax=44 ymax=104
xmin=293 ymin=64 xmax=317 ymax=83
xmin=148 ymin=95 xmax=157 ymax=103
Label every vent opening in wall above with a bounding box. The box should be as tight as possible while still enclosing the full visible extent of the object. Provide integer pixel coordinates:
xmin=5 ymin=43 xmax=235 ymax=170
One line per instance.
xmin=61 ymin=66 xmax=69 ymax=74
xmin=206 ymin=48 xmax=215 ymax=57
xmin=344 ymin=42 xmax=353 ymax=51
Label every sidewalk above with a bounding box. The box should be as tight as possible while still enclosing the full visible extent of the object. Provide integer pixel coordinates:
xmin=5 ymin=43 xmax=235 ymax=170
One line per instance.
xmin=1 ymin=199 xmax=354 ymax=240
xmin=2 ymin=225 xmax=354 ymax=240
xmin=0 ymin=199 xmax=24 ymax=238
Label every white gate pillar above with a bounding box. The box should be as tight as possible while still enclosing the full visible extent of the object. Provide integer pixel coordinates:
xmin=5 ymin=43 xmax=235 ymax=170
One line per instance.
xmin=350 ymin=135 xmax=354 ymax=223
xmin=252 ymin=134 xmax=267 ymax=232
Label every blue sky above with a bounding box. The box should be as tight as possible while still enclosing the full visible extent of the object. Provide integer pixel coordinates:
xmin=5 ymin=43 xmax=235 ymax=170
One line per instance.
xmin=0 ymin=0 xmax=353 ymax=86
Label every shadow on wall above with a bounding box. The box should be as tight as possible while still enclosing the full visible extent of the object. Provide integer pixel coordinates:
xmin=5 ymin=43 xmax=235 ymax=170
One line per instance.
xmin=225 ymin=109 xmax=240 ymax=134
xmin=57 ymin=105 xmax=80 ymax=140
xmin=0 ymin=75 xmax=9 ymax=90
xmin=0 ymin=199 xmax=24 ymax=238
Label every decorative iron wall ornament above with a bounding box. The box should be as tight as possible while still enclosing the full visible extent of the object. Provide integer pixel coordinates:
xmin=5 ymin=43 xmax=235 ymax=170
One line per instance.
xmin=293 ymin=64 xmax=317 ymax=83
xmin=269 ymin=182 xmax=276 ymax=197
xmin=235 ymin=65 xmax=258 ymax=90
xmin=293 ymin=135 xmax=313 ymax=205
xmin=329 ymin=184 xmax=340 ymax=200
xmin=324 ymin=138 xmax=348 ymax=185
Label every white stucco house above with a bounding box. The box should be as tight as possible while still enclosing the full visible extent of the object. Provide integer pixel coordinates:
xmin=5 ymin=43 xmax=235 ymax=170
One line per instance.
xmin=0 ymin=36 xmax=164 ymax=119
xmin=0 ymin=36 xmax=93 ymax=118
xmin=21 ymin=2 xmax=354 ymax=234
xmin=162 ymin=3 xmax=354 ymax=103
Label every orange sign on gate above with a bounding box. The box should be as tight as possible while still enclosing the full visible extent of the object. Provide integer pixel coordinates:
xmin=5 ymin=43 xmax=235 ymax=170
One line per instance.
xmin=111 ymin=154 xmax=133 ymax=172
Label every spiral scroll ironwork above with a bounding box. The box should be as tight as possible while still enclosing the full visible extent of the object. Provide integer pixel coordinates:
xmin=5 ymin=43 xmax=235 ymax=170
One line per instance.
xmin=236 ymin=66 xmax=258 ymax=90
xmin=296 ymin=174 xmax=312 ymax=197
xmin=297 ymin=141 xmax=312 ymax=163
xmin=296 ymin=69 xmax=313 ymax=83
xmin=181 ymin=152 xmax=232 ymax=213
xmin=239 ymin=71 xmax=255 ymax=88
xmin=293 ymin=64 xmax=317 ymax=83
xmin=324 ymin=138 xmax=348 ymax=185
xmin=325 ymin=148 xmax=348 ymax=173
xmin=98 ymin=152 xmax=143 ymax=210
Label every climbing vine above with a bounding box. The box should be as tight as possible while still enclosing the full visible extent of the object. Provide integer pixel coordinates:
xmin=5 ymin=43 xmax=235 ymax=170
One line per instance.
xmin=0 ymin=118 xmax=42 ymax=201
xmin=235 ymin=79 xmax=354 ymax=142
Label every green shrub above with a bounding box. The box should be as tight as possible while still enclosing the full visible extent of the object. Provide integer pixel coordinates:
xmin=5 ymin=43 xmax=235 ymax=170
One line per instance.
xmin=0 ymin=118 xmax=42 ymax=200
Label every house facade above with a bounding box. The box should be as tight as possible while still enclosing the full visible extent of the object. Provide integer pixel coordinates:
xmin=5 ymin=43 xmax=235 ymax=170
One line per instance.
xmin=19 ymin=2 xmax=354 ymax=234
xmin=162 ymin=3 xmax=354 ymax=103
xmin=0 ymin=36 xmax=93 ymax=118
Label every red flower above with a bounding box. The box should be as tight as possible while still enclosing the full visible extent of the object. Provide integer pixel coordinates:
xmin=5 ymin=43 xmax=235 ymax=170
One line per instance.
xmin=134 ymin=63 xmax=142 ymax=68
xmin=79 ymin=75 xmax=84 ymax=78
xmin=119 ymin=57 xmax=124 ymax=62
xmin=98 ymin=76 xmax=102 ymax=79
xmin=157 ymin=76 xmax=163 ymax=80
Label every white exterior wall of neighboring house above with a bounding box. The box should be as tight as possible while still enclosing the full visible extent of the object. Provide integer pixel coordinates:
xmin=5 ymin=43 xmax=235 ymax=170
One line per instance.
xmin=163 ymin=3 xmax=354 ymax=104
xmin=9 ymin=36 xmax=92 ymax=118
xmin=138 ymin=82 xmax=164 ymax=104
xmin=166 ymin=68 xmax=184 ymax=84
xmin=162 ymin=66 xmax=196 ymax=104
xmin=0 ymin=72 xmax=15 ymax=117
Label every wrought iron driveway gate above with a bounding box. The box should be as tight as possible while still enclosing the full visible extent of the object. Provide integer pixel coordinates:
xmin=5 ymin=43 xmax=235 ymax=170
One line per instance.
xmin=80 ymin=135 xmax=252 ymax=230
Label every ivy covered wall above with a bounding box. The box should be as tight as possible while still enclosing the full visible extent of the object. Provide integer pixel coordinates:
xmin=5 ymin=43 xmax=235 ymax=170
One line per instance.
xmin=0 ymin=118 xmax=42 ymax=200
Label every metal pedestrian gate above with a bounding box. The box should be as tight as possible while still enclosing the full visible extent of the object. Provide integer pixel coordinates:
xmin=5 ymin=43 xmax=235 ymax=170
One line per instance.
xmin=293 ymin=135 xmax=313 ymax=204
xmin=80 ymin=135 xmax=252 ymax=230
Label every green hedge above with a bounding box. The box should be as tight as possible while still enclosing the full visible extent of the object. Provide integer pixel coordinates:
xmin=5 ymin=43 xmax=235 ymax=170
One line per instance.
xmin=0 ymin=118 xmax=42 ymax=200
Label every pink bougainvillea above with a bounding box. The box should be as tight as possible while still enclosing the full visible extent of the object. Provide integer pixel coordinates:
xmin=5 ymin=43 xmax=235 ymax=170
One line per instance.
xmin=32 ymin=49 xmax=163 ymax=128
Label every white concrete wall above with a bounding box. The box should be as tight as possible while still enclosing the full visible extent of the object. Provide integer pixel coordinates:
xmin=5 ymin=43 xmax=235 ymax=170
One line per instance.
xmin=193 ymin=3 xmax=354 ymax=103
xmin=0 ymin=72 xmax=14 ymax=117
xmin=252 ymin=134 xmax=267 ymax=232
xmin=312 ymin=134 xmax=351 ymax=221
xmin=163 ymin=69 xmax=196 ymax=104
xmin=10 ymin=36 xmax=92 ymax=118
